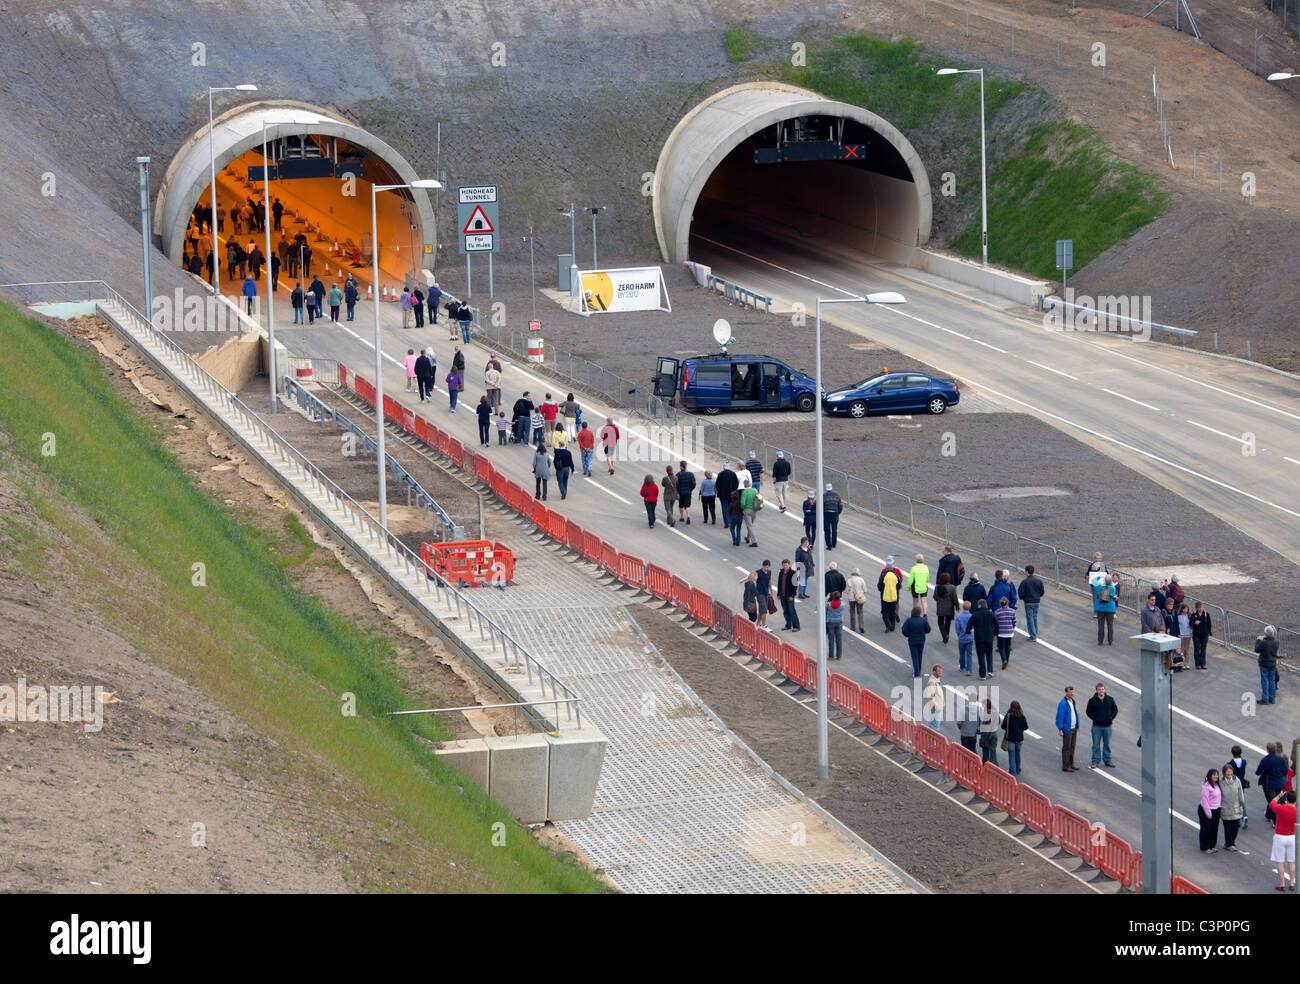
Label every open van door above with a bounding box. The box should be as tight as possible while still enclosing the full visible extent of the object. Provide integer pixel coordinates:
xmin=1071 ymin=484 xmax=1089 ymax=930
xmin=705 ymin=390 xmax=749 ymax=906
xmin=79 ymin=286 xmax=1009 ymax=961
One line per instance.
xmin=652 ymin=357 xmax=679 ymax=399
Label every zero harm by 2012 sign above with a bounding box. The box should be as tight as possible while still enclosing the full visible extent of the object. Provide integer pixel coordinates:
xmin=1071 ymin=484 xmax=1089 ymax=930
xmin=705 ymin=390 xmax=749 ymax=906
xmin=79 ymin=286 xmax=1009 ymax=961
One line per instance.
xmin=572 ymin=266 xmax=671 ymax=316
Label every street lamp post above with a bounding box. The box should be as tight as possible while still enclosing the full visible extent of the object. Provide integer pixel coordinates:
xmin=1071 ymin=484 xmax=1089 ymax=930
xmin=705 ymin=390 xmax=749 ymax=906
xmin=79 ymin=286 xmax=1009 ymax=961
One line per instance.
xmin=813 ymin=291 xmax=906 ymax=778
xmin=260 ymin=116 xmax=302 ymax=414
xmin=135 ymin=157 xmax=153 ymax=325
xmin=558 ymin=204 xmax=577 ymax=292
xmin=207 ymin=84 xmax=258 ymax=298
xmin=586 ymin=206 xmax=606 ymax=269
xmin=371 ymin=179 xmax=442 ymax=531
xmin=937 ymin=67 xmax=987 ymax=268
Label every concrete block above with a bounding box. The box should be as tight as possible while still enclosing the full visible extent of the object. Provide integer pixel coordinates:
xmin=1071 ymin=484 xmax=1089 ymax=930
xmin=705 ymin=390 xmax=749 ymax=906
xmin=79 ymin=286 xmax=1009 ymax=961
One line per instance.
xmin=434 ymin=738 xmax=490 ymax=791
xmin=545 ymin=728 xmax=607 ymax=821
xmin=485 ymin=734 xmax=550 ymax=824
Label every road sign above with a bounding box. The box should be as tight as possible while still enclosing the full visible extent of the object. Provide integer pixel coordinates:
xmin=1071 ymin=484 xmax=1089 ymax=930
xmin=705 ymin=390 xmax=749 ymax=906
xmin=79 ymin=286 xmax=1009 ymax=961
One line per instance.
xmin=1056 ymin=239 xmax=1073 ymax=271
xmin=458 ymin=186 xmax=499 ymax=255
xmin=528 ymin=320 xmax=541 ymax=332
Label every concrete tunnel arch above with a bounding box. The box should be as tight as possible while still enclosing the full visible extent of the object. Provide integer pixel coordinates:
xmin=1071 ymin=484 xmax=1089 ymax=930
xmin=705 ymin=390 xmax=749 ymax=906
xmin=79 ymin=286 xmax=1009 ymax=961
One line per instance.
xmin=654 ymin=82 xmax=932 ymax=266
xmin=155 ymin=99 xmax=437 ymax=274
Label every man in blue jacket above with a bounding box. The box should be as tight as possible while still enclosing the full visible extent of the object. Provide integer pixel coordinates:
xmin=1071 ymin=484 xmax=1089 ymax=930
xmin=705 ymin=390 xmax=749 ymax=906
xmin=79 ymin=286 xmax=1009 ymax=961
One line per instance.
xmin=987 ymin=570 xmax=1018 ymax=610
xmin=1056 ymin=685 xmax=1080 ymax=772
xmin=954 ymin=601 xmax=974 ymax=676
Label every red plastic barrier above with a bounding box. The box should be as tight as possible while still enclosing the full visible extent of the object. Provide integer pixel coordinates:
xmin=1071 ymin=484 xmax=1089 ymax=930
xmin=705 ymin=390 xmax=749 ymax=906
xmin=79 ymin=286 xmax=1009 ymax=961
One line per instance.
xmin=415 ymin=415 xmax=431 ymax=444
xmin=645 ymin=564 xmax=672 ymax=600
xmin=401 ymin=407 xmax=417 ymax=435
xmin=828 ymin=672 xmax=860 ymax=717
xmin=803 ymin=656 xmax=819 ymax=693
xmin=778 ymin=642 xmax=803 ymax=680
xmin=690 ymin=587 xmax=713 ymax=627
xmin=476 ymin=456 xmax=495 ymax=484
xmin=914 ymin=725 xmax=948 ymax=772
xmin=1171 ymin=874 xmax=1207 ymax=895
xmin=549 ymin=510 xmax=567 ymax=542
xmin=447 ymin=438 xmax=464 ymax=468
xmin=887 ymin=707 xmax=915 ymax=753
xmin=517 ymin=492 xmax=536 ymax=523
xmin=946 ymin=743 xmax=982 ymax=793
xmin=601 ymin=541 xmax=619 ymax=577
xmin=581 ymin=530 xmax=602 ymax=564
xmin=861 ymin=689 xmax=890 ymax=735
xmin=435 ymin=430 xmax=451 ymax=457
xmin=338 ymin=363 xmax=349 ymax=390
xmin=532 ymin=504 xmax=551 ymax=536
xmin=713 ymin=603 xmax=735 ymax=642
xmin=734 ymin=615 xmax=759 ymax=656
xmin=670 ymin=575 xmax=692 ymax=612
xmin=565 ymin=519 xmax=584 ymax=552
xmin=383 ymin=394 xmax=400 ymax=422
xmin=755 ymin=631 xmax=781 ymax=670
xmin=1091 ymin=826 xmax=1136 ymax=889
xmin=1054 ymin=805 xmax=1092 ymax=864
xmin=1015 ymin=784 xmax=1055 ymax=840
xmin=979 ymin=763 xmax=1018 ymax=815
xmin=617 ymin=553 xmax=646 ymax=590
xmin=1132 ymin=852 xmax=1142 ymax=894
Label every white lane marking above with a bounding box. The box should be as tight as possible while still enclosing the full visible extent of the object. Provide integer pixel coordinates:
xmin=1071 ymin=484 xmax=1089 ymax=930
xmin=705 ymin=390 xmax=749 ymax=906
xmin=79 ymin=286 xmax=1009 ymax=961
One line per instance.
xmin=1026 ymin=360 xmax=1078 ymax=381
xmin=942 ymin=327 xmax=972 ymax=340
xmin=1025 ymin=730 xmax=1043 ymax=740
xmin=1285 ymin=457 xmax=1300 ymax=467
xmin=1102 ymin=388 xmax=1160 ymax=412
xmin=856 ymin=634 xmax=907 ymax=665
xmin=667 ymin=527 xmax=712 ymax=551
xmin=734 ymin=565 xmax=749 ymax=574
xmin=1093 ymin=769 xmax=1199 ymax=829
xmin=1187 ymin=419 xmax=1249 ymax=445
xmin=971 ymin=338 xmax=1007 ymax=354
xmin=331 ymin=318 xmax=440 ymax=390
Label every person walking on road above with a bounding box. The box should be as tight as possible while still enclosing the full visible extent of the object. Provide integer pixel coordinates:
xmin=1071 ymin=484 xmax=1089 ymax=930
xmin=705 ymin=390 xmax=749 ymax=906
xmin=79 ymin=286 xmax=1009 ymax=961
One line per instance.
xmin=1093 ymin=574 xmax=1118 ymax=645
xmin=1019 ymin=565 xmax=1046 ymax=640
xmin=529 ymin=407 xmax=545 ymax=447
xmin=675 ymin=460 xmax=695 ymax=525
xmin=777 ymin=559 xmax=800 ymax=632
xmin=699 ymin=470 xmax=717 ymax=524
xmin=1270 ymin=790 xmax=1297 ymax=891
xmin=427 ymin=283 xmax=442 ymax=325
xmin=933 ymin=572 xmax=958 ymax=644
xmin=640 ymin=473 xmax=659 ymax=527
xmin=1199 ymin=768 xmax=1223 ymax=854
xmin=741 ymin=570 xmax=760 ymax=624
xmin=403 ymin=349 xmax=418 ymax=393
xmin=511 ymin=392 xmax=534 ymax=444
xmin=802 ymin=489 xmax=817 ymax=546
xmin=562 ymin=393 xmax=580 ymax=440
xmin=824 ymin=561 xmax=846 ymax=599
xmin=241 ymin=275 xmax=257 ymax=315
xmin=1191 ymin=602 xmax=1213 ymax=669
xmin=772 ymin=451 xmax=792 ymax=512
xmin=754 ymin=559 xmax=774 ymax=631
xmin=532 ymin=444 xmax=551 ymax=501
xmin=327 ymin=283 xmax=343 ymax=323
xmin=955 ymin=601 xmax=974 ymax=675
xmin=744 ymin=450 xmax=763 ymax=491
xmin=822 ymin=483 xmax=842 ymax=548
xmin=846 ymin=567 xmax=868 ymax=633
xmin=994 ymin=597 xmax=1016 ymax=669
xmin=962 ymin=572 xmax=986 ymax=607
xmin=660 ymin=466 xmax=678 ymax=528
xmin=1085 ymin=683 xmax=1117 ymax=769
xmin=1140 ymin=593 xmax=1165 ymax=635
xmin=444 ymin=366 xmax=463 ymax=412
xmin=1056 ymin=686 xmax=1080 ymax=772
xmin=415 ymin=348 xmax=436 ymax=402
xmin=484 ymin=363 xmax=502 ymax=411
xmin=937 ymin=546 xmax=964 ymax=587
xmin=739 ymin=481 xmax=760 ymax=547
xmin=344 ymin=277 xmax=358 ymax=321
xmin=726 ymin=491 xmax=744 ymax=546
xmin=987 ymin=569 xmax=1018 ymax=610
xmin=957 ymin=696 xmax=980 ymax=752
xmin=1177 ymin=604 xmax=1193 ymax=666
xmin=495 ymin=409 xmax=508 ymax=444
xmin=1230 ymin=745 xmax=1251 ymax=830
xmin=1258 ymin=742 xmax=1289 ymax=826
xmin=978 ymin=696 xmax=999 ymax=766
xmin=1256 ymin=626 xmax=1282 ymax=704
xmin=878 ymin=556 xmax=903 ymax=632
xmin=906 ymin=554 xmax=931 ymax=617
xmin=290 ymin=282 xmax=305 ymax=324
xmin=576 ymin=422 xmax=595 ymax=476
xmin=1221 ymin=762 xmax=1245 ymax=852
xmin=923 ymin=665 xmax=944 ymax=730
xmin=600 ymin=418 xmax=619 ymax=475
xmin=970 ymin=599 xmax=997 ymax=680
xmin=476 ymin=395 xmax=493 ymax=447
xmin=714 ymin=462 xmax=739 ymax=518
xmin=400 ymin=287 xmax=413 ymax=329
xmin=1002 ymin=700 xmax=1028 ymax=777
xmin=826 ymin=591 xmax=844 ymax=660
xmin=901 ymin=605 xmax=930 ymax=677
xmin=451 ymin=345 xmax=466 ymax=375
xmin=795 ymin=537 xmax=814 ymax=600
xmin=412 ymin=285 xmax=425 ymax=328
xmin=553 ymin=443 xmax=574 ymax=500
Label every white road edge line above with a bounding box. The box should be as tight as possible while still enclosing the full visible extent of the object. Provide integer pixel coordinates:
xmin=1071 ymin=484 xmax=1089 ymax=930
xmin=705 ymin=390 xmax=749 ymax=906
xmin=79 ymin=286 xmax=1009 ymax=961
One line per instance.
xmin=1186 ymin=419 xmax=1248 ymax=445
xmin=1101 ymin=388 xmax=1159 ymax=412
xmin=1026 ymin=360 xmax=1078 ymax=381
xmin=971 ymin=338 xmax=1007 ymax=354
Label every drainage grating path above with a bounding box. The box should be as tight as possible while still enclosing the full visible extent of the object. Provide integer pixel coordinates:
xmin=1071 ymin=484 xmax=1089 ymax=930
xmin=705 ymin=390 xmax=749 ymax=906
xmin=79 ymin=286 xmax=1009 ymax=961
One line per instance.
xmin=472 ymin=518 xmax=915 ymax=894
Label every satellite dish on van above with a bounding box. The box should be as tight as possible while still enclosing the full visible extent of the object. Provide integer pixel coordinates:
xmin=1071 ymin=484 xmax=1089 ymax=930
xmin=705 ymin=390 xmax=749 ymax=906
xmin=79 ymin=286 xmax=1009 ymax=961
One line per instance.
xmin=712 ymin=318 xmax=734 ymax=348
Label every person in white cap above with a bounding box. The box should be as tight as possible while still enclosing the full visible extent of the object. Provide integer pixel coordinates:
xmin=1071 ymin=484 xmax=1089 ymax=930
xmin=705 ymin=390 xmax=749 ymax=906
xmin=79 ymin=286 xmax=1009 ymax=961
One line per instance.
xmin=714 ymin=460 xmax=740 ymax=510
xmin=822 ymin=482 xmax=843 ymax=549
xmin=772 ymin=451 xmax=792 ymax=512
xmin=802 ymin=489 xmax=817 ymax=546
xmin=744 ymin=450 xmax=763 ymax=491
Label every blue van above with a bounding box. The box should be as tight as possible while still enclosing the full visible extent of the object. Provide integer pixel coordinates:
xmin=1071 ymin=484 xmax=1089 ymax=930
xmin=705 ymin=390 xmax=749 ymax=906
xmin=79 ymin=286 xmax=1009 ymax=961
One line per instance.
xmin=652 ymin=354 xmax=819 ymax=414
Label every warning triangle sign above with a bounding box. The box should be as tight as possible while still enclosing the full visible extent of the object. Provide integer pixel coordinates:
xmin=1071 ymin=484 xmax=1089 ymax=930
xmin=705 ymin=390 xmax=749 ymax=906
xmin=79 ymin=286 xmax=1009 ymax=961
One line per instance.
xmin=463 ymin=205 xmax=494 ymax=235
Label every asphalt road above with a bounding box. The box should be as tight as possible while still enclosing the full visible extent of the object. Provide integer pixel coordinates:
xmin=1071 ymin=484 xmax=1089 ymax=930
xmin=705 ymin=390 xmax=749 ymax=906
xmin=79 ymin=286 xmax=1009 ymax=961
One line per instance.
xmin=269 ymin=298 xmax=1291 ymax=893
xmin=689 ymin=215 xmax=1300 ymax=566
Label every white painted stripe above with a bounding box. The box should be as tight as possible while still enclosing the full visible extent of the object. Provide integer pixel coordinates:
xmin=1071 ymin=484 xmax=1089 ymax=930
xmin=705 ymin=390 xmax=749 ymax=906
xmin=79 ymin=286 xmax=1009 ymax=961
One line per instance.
xmin=971 ymin=338 xmax=1007 ymax=354
xmin=1026 ymin=360 xmax=1078 ymax=381
xmin=1187 ymin=419 xmax=1248 ymax=445
xmin=1094 ymin=769 xmax=1199 ymax=829
xmin=1102 ymin=388 xmax=1160 ymax=412
xmin=942 ymin=327 xmax=972 ymax=340
xmin=1285 ymin=457 xmax=1300 ymax=467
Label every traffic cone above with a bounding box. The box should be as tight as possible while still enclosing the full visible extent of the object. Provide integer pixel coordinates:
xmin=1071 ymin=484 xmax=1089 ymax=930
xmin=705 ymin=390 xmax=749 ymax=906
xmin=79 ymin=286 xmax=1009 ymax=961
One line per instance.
xmin=381 ymin=286 xmax=387 ymax=301
xmin=366 ymin=283 xmax=372 ymax=299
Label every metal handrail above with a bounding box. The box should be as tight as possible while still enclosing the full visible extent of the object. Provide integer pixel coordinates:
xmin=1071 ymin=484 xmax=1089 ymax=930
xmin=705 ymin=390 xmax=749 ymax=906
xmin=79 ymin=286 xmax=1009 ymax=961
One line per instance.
xmin=15 ymin=279 xmax=584 ymax=728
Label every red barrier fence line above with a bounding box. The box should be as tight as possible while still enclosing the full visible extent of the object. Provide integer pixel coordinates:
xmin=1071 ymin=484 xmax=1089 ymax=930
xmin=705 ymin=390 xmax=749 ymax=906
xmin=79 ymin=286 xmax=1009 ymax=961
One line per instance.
xmin=979 ymin=763 xmax=1017 ymax=815
xmin=887 ymin=708 xmax=915 ymax=753
xmin=1054 ymin=805 xmax=1093 ymax=864
xmin=1091 ymin=825 xmax=1136 ymax=889
xmin=415 ymin=415 xmax=431 ymax=445
xmin=1171 ymin=875 xmax=1208 ymax=894
xmin=339 ymin=363 xmax=349 ymax=390
xmin=447 ymin=438 xmax=464 ymax=468
xmin=581 ymin=530 xmax=602 ymax=564
xmin=601 ymin=541 xmax=619 ymax=577
xmin=645 ymin=564 xmax=672 ymax=601
xmin=734 ymin=615 xmax=759 ymax=657
xmin=778 ymin=643 xmax=806 ymax=686
xmin=753 ymin=632 xmax=780 ymax=670
xmin=617 ymin=553 xmax=646 ymax=591
xmin=802 ymin=656 xmax=819 ymax=693
xmin=828 ymin=672 xmax=860 ymax=717
xmin=401 ymin=408 xmax=417 ymax=435
xmin=476 ymin=456 xmax=495 ymax=485
xmin=565 ymin=519 xmax=584 ymax=552
xmin=690 ymin=587 xmax=713 ymax=628
xmin=517 ymin=491 xmax=536 ymax=523
xmin=946 ymin=744 xmax=983 ymax=793
xmin=669 ymin=575 xmax=692 ymax=613
xmin=861 ymin=689 xmax=890 ymax=735
xmin=914 ymin=724 xmax=948 ymax=772
xmin=1015 ymin=783 xmax=1055 ymax=841
xmin=713 ymin=602 xmax=735 ymax=642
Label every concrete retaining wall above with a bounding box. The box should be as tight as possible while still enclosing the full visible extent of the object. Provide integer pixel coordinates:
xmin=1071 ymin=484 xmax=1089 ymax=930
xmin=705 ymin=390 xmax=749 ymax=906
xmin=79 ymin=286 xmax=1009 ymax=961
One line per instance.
xmin=196 ymin=330 xmax=265 ymax=393
xmin=912 ymin=248 xmax=1050 ymax=308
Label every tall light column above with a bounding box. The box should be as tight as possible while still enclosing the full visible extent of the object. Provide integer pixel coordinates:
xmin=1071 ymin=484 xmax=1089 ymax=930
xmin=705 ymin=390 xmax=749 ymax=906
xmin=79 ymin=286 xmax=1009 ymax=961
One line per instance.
xmin=207 ymin=83 xmax=258 ymax=298
xmin=937 ymin=67 xmax=987 ymax=267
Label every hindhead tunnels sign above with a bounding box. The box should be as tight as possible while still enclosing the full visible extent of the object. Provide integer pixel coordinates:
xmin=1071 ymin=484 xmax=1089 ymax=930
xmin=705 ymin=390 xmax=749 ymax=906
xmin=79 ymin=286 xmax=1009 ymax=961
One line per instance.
xmin=573 ymin=266 xmax=671 ymax=315
xmin=457 ymin=185 xmax=499 ymax=254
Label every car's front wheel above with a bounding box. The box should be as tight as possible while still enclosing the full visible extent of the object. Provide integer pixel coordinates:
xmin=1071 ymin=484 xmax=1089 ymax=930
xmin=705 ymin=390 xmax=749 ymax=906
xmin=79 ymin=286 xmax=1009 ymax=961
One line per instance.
xmin=795 ymin=393 xmax=816 ymax=413
xmin=849 ymin=400 xmax=867 ymax=419
xmin=928 ymin=396 xmax=948 ymax=415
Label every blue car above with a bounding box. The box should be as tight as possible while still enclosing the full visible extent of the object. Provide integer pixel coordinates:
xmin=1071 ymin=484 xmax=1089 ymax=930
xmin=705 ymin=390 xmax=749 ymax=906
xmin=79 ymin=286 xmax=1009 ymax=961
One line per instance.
xmin=822 ymin=371 xmax=960 ymax=417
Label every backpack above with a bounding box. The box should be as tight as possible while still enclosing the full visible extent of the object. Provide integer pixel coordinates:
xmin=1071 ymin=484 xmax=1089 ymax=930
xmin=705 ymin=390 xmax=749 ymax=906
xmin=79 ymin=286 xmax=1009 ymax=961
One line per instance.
xmin=955 ymin=562 xmax=965 ymax=584
xmin=1099 ymin=584 xmax=1112 ymax=603
xmin=753 ymin=493 xmax=764 ymax=511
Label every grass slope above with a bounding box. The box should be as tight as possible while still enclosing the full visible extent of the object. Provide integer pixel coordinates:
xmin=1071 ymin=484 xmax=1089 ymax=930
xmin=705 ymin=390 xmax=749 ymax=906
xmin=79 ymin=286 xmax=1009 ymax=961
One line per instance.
xmin=0 ymin=304 xmax=604 ymax=893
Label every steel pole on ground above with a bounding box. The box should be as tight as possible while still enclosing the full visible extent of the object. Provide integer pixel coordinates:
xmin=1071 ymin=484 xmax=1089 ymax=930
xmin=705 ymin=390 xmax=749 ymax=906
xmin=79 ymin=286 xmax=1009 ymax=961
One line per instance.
xmin=814 ymin=298 xmax=828 ymax=779
xmin=979 ymin=68 xmax=988 ymax=268
xmin=209 ymin=88 xmax=219 ymax=299
xmin=372 ymin=182 xmax=387 ymax=531
xmin=136 ymin=157 xmax=153 ymax=325
xmin=262 ymin=120 xmax=276 ymax=412
xmin=1133 ymin=632 xmax=1178 ymax=894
